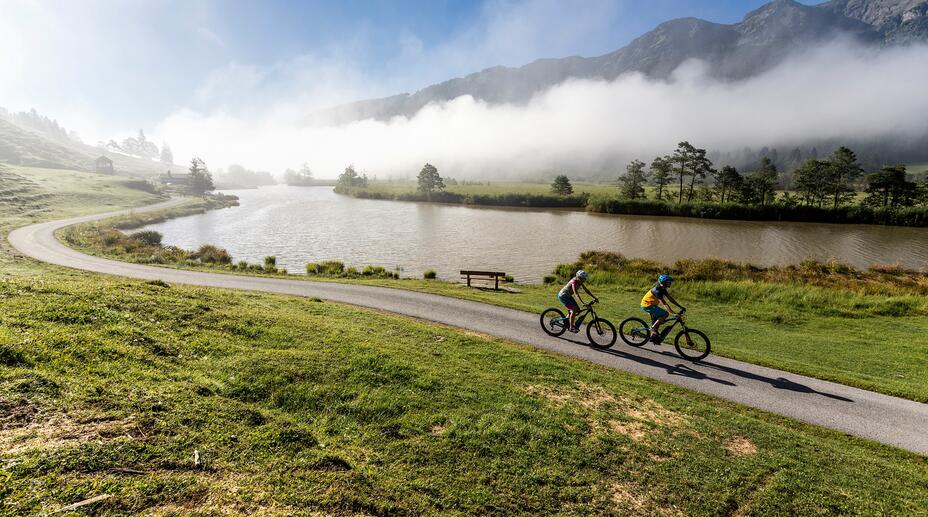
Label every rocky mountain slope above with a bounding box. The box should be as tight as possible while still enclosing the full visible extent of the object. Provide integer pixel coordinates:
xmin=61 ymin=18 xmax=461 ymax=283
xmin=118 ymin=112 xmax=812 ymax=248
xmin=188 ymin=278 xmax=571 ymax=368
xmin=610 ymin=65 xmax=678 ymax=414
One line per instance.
xmin=308 ymin=0 xmax=926 ymax=126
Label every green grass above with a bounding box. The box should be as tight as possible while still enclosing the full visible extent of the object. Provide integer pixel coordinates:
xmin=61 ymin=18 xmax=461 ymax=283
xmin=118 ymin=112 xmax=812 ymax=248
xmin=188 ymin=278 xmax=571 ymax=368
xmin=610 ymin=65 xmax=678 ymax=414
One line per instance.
xmin=361 ymin=179 xmax=618 ymax=197
xmin=906 ymin=162 xmax=928 ymax=176
xmin=2 ymin=273 xmax=928 ymax=515
xmin=3 ymin=166 xmax=928 ymax=514
xmin=66 ymin=197 xmax=928 ymax=402
xmin=0 ymin=165 xmax=165 ymax=272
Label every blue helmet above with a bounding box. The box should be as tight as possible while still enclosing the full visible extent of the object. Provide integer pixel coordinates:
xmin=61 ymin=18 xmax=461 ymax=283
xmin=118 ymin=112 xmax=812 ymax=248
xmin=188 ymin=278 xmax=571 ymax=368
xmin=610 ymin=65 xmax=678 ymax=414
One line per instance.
xmin=658 ymin=274 xmax=673 ymax=285
xmin=576 ymin=270 xmax=589 ymax=280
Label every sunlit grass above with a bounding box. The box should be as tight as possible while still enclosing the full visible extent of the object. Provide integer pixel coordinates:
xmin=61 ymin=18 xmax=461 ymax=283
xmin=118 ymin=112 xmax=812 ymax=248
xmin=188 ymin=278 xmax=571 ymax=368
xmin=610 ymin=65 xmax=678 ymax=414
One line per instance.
xmin=2 ymin=165 xmax=928 ymax=513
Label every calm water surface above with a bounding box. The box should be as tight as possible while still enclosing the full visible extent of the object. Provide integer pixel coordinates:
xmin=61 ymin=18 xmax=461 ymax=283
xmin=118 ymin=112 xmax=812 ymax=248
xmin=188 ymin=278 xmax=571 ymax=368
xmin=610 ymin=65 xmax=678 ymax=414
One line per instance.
xmin=138 ymin=186 xmax=928 ymax=281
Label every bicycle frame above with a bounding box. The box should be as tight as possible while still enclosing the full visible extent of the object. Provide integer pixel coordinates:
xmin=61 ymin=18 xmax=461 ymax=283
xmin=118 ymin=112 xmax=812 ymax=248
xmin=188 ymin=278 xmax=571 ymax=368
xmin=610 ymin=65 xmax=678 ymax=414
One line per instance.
xmin=554 ymin=302 xmax=599 ymax=327
xmin=650 ymin=310 xmax=688 ymax=338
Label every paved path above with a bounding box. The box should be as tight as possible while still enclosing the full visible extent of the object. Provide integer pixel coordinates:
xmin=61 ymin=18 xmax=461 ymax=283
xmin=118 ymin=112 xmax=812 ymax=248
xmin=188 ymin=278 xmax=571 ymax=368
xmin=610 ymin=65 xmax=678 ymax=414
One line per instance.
xmin=8 ymin=200 xmax=928 ymax=455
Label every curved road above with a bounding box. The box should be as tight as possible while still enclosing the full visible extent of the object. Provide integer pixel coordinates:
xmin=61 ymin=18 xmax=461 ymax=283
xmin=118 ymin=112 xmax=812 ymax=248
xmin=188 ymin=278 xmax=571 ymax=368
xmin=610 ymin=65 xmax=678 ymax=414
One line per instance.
xmin=8 ymin=200 xmax=928 ymax=455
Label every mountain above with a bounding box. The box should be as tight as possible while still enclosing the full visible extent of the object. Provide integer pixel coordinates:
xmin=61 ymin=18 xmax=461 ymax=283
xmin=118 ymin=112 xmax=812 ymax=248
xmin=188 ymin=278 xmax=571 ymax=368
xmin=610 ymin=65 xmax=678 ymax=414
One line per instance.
xmin=822 ymin=0 xmax=928 ymax=41
xmin=308 ymin=0 xmax=925 ymax=126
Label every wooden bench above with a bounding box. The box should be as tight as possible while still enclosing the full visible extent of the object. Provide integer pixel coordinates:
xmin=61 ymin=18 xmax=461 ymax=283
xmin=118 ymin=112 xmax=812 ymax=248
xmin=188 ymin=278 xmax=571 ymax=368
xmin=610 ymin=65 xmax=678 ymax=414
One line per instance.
xmin=460 ymin=270 xmax=506 ymax=290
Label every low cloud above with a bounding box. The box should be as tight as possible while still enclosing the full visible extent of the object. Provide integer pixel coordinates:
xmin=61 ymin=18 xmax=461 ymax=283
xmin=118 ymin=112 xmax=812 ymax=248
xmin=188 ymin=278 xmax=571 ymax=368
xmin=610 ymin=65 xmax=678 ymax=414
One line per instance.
xmin=157 ymin=39 xmax=928 ymax=179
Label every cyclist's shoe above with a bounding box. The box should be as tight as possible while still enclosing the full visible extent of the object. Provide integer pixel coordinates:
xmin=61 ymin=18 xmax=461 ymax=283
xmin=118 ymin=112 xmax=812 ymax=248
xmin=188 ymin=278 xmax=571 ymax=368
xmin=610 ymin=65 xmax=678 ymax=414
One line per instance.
xmin=649 ymin=331 xmax=662 ymax=344
xmin=569 ymin=326 xmax=580 ymax=333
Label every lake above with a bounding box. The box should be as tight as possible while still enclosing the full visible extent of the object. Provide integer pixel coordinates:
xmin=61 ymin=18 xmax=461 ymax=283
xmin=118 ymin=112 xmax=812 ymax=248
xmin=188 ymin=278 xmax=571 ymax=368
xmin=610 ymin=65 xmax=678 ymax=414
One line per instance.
xmin=138 ymin=186 xmax=928 ymax=282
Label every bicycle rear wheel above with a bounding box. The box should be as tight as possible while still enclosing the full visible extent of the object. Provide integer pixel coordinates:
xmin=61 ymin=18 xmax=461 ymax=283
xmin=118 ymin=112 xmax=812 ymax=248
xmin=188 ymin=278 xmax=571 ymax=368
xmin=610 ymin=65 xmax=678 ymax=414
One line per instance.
xmin=586 ymin=318 xmax=617 ymax=349
xmin=674 ymin=329 xmax=711 ymax=361
xmin=619 ymin=317 xmax=650 ymax=347
xmin=540 ymin=308 xmax=568 ymax=337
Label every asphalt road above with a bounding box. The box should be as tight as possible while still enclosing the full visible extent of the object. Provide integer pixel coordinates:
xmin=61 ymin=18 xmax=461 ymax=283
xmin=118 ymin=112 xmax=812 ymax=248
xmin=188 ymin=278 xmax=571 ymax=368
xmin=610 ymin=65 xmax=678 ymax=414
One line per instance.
xmin=8 ymin=199 xmax=928 ymax=455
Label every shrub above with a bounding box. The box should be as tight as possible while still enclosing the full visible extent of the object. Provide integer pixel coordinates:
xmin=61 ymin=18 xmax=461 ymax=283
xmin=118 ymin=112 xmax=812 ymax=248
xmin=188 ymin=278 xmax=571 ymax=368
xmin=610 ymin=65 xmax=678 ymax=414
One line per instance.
xmin=346 ymin=267 xmax=359 ymax=276
xmin=306 ymin=263 xmax=319 ymax=274
xmin=503 ymin=274 xmax=514 ymax=283
xmin=101 ymin=229 xmax=126 ymax=246
xmin=264 ymin=256 xmax=277 ymax=268
xmin=543 ymin=275 xmax=557 ymax=284
xmin=869 ymin=263 xmax=907 ymax=276
xmin=193 ymin=244 xmax=232 ymax=264
xmin=129 ymin=230 xmax=163 ymax=246
xmin=424 ymin=270 xmax=437 ymax=279
xmin=319 ymin=261 xmax=345 ymax=275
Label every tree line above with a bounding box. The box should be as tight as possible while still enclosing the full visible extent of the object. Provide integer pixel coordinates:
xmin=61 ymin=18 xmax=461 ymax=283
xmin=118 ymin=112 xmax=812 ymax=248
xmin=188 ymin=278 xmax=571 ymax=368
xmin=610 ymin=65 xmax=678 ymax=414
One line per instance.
xmin=610 ymin=142 xmax=928 ymax=210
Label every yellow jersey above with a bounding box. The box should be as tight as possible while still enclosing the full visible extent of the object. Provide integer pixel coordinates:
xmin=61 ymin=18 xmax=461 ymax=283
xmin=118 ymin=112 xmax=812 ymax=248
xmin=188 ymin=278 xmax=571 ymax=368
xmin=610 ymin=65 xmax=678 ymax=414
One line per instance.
xmin=640 ymin=284 xmax=667 ymax=307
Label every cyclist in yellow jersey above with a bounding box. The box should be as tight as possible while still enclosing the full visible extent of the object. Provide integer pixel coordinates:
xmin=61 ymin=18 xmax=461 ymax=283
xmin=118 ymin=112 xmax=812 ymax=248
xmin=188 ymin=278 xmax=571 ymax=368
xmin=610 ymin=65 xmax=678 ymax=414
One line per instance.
xmin=641 ymin=274 xmax=684 ymax=341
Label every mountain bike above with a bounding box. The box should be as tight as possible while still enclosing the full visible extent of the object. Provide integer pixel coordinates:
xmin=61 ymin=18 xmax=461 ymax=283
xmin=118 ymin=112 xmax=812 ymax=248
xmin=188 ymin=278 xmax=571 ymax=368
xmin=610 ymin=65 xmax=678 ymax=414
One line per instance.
xmin=540 ymin=299 xmax=617 ymax=349
xmin=618 ymin=309 xmax=711 ymax=361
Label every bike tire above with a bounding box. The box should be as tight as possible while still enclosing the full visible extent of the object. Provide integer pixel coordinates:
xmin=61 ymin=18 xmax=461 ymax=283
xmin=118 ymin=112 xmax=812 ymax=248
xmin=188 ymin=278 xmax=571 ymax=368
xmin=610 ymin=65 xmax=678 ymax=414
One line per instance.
xmin=540 ymin=308 xmax=568 ymax=337
xmin=586 ymin=318 xmax=617 ymax=349
xmin=619 ymin=317 xmax=650 ymax=347
xmin=674 ymin=329 xmax=711 ymax=361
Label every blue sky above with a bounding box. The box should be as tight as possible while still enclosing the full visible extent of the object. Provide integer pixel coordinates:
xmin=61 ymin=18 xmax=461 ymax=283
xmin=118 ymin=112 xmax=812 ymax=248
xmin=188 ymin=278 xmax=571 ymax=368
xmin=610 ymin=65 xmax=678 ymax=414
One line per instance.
xmin=0 ymin=0 xmax=805 ymax=142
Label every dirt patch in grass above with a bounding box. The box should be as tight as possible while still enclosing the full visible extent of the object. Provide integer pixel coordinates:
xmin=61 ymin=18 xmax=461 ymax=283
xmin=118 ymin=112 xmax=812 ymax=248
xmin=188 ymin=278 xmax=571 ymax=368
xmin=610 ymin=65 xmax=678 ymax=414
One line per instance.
xmin=608 ymin=419 xmax=648 ymax=442
xmin=525 ymin=381 xmax=687 ymax=428
xmin=725 ymin=436 xmax=758 ymax=456
xmin=609 ymin=480 xmax=680 ymax=516
xmin=0 ymin=407 xmax=137 ymax=456
xmin=138 ymin=471 xmax=297 ymax=517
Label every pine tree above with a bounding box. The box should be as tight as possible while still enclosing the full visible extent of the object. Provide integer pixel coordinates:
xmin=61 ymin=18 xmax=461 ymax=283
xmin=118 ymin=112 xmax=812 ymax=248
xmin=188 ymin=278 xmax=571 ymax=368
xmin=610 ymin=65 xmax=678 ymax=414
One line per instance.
xmin=551 ymin=175 xmax=573 ymax=196
xmin=672 ymin=141 xmax=697 ymax=203
xmin=863 ymin=165 xmax=917 ymax=208
xmin=417 ymin=163 xmax=445 ymax=199
xmin=618 ymin=160 xmax=647 ymax=199
xmin=713 ymin=166 xmax=743 ymax=204
xmin=749 ymin=157 xmax=779 ymax=206
xmin=793 ymin=159 xmax=831 ymax=207
xmin=188 ymin=157 xmax=214 ymax=196
xmin=686 ymin=147 xmax=713 ymax=202
xmin=649 ymin=156 xmax=673 ymax=201
xmin=828 ymin=146 xmax=864 ymax=209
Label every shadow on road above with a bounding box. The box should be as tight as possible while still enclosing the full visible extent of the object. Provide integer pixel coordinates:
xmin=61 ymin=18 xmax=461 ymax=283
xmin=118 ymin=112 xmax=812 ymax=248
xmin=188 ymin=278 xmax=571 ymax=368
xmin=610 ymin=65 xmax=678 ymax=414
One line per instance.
xmin=555 ymin=335 xmax=736 ymax=387
xmin=558 ymin=335 xmax=855 ymax=403
xmin=697 ymin=358 xmax=855 ymax=402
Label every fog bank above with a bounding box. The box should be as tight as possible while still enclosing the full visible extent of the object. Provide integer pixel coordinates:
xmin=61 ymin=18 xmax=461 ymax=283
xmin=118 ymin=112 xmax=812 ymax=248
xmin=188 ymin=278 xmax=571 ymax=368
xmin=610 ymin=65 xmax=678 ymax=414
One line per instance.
xmin=157 ymin=39 xmax=928 ymax=179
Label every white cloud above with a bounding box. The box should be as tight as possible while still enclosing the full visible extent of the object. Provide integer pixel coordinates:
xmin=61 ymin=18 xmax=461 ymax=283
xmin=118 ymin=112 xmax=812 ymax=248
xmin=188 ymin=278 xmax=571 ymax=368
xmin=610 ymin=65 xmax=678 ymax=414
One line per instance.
xmin=155 ymin=39 xmax=928 ymax=178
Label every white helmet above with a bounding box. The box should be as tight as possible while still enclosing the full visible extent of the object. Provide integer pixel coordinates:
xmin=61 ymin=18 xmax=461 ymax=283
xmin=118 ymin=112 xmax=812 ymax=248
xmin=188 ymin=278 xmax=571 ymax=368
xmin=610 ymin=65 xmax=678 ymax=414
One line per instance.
xmin=576 ymin=270 xmax=588 ymax=280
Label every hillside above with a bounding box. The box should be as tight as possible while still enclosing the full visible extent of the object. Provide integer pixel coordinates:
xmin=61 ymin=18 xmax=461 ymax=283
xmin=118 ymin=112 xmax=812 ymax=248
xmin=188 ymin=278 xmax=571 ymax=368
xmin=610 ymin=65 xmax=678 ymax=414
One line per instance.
xmin=308 ymin=0 xmax=926 ymax=126
xmin=0 ymin=115 xmax=175 ymax=177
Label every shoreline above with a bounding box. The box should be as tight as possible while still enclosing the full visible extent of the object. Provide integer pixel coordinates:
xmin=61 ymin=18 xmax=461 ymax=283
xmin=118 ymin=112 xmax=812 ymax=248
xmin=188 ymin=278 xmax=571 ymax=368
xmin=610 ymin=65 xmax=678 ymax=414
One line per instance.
xmin=335 ymin=186 xmax=928 ymax=228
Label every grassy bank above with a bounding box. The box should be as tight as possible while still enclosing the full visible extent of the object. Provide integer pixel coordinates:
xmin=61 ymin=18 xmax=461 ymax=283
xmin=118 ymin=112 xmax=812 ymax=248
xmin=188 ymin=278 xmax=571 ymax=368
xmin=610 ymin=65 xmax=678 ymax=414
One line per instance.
xmin=587 ymin=195 xmax=928 ymax=227
xmin=3 ymin=273 xmax=928 ymax=514
xmin=65 ymin=196 xmax=928 ymax=402
xmin=4 ymin=166 xmax=928 ymax=513
xmin=336 ymin=180 xmax=606 ymax=208
xmin=336 ymin=180 xmax=928 ymax=227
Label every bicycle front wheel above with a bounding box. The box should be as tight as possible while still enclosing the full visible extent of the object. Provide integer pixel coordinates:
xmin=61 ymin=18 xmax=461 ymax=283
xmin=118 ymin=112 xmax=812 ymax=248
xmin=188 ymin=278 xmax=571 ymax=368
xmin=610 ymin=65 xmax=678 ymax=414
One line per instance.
xmin=619 ymin=317 xmax=650 ymax=347
xmin=674 ymin=329 xmax=711 ymax=361
xmin=587 ymin=318 xmax=617 ymax=349
xmin=540 ymin=308 xmax=568 ymax=337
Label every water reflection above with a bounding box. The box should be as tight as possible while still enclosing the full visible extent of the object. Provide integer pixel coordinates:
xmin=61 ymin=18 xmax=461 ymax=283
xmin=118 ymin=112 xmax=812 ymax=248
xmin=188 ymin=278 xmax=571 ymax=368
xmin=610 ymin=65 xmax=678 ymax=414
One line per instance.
xmin=137 ymin=186 xmax=928 ymax=281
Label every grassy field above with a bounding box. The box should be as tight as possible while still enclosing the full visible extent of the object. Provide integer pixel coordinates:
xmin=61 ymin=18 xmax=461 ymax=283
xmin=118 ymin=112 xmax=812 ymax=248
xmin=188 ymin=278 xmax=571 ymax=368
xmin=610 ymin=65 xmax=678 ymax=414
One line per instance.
xmin=2 ymin=270 xmax=928 ymax=514
xmin=0 ymin=165 xmax=165 ymax=272
xmin=66 ymin=197 xmax=928 ymax=403
xmin=4 ymin=165 xmax=928 ymax=513
xmin=907 ymin=162 xmax=928 ymax=176
xmin=360 ymin=179 xmax=618 ymax=197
